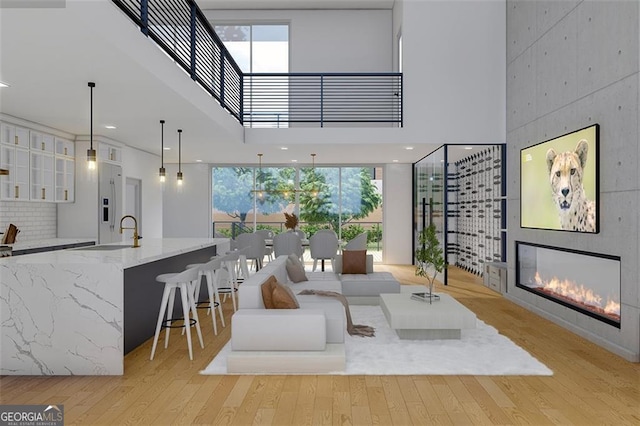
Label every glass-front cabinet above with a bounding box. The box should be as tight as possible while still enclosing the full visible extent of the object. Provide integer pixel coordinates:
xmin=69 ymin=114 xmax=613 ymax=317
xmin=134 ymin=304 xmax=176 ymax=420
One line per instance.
xmin=31 ymin=151 xmax=55 ymax=201
xmin=55 ymin=138 xmax=75 ymax=202
xmin=0 ymin=144 xmax=30 ymax=200
xmin=0 ymin=122 xmax=75 ymax=202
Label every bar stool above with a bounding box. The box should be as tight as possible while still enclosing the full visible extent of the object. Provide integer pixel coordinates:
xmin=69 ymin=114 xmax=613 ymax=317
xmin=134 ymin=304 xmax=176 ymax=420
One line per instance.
xmin=215 ymin=252 xmax=240 ymax=312
xmin=185 ymin=258 xmax=225 ymax=335
xmin=231 ymin=247 xmax=251 ymax=285
xmin=151 ymin=266 xmax=204 ymax=360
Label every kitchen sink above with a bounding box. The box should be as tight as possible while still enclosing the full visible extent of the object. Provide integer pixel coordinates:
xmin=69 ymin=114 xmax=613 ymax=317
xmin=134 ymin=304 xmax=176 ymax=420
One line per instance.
xmin=74 ymin=245 xmax=134 ymax=251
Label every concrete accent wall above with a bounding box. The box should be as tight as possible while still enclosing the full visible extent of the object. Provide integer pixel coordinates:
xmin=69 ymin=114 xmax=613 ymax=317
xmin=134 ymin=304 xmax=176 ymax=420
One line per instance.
xmin=506 ymin=0 xmax=640 ymax=361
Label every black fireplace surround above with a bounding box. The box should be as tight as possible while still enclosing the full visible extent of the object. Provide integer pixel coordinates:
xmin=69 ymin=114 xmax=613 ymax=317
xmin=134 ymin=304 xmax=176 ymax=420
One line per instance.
xmin=516 ymin=241 xmax=621 ymax=328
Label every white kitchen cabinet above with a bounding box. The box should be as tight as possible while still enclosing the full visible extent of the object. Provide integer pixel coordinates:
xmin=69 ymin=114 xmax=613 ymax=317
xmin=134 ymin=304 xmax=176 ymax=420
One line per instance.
xmin=0 ymin=145 xmax=30 ymax=200
xmin=1 ymin=123 xmax=30 ymax=148
xmin=31 ymin=151 xmax=54 ymax=201
xmin=55 ymin=137 xmax=75 ymax=157
xmin=55 ymin=157 xmax=74 ymax=202
xmin=99 ymin=143 xmax=122 ymax=163
xmin=30 ymin=131 xmax=55 ymax=153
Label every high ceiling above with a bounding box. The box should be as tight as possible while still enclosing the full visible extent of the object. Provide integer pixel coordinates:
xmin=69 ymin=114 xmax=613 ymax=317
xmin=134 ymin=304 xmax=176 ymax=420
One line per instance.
xmin=0 ymin=0 xmax=444 ymax=166
xmin=195 ymin=1 xmax=395 ymax=10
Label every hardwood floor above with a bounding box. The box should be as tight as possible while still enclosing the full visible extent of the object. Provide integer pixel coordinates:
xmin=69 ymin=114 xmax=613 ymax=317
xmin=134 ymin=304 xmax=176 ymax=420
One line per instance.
xmin=1 ymin=265 xmax=638 ymax=425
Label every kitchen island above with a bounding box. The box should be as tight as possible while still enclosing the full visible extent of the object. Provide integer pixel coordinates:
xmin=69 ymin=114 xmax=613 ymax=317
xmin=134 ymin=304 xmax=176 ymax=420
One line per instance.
xmin=0 ymin=238 xmax=230 ymax=375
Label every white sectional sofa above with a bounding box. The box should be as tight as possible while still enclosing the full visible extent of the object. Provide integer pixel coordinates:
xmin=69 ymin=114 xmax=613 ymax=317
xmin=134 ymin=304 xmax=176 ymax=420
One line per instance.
xmin=229 ymin=256 xmax=345 ymax=373
xmin=228 ymin=254 xmax=400 ymax=374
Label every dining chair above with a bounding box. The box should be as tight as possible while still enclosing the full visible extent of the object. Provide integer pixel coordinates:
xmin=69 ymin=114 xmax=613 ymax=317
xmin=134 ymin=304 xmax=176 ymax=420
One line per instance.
xmin=273 ymin=231 xmax=304 ymax=261
xmin=344 ymin=232 xmax=368 ymax=251
xmin=309 ymin=231 xmax=339 ymax=271
xmin=235 ymin=232 xmax=266 ymax=271
xmin=255 ymin=229 xmax=274 ymax=263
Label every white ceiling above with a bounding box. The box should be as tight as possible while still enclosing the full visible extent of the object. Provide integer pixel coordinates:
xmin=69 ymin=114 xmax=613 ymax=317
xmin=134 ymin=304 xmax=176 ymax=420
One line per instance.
xmin=0 ymin=0 xmax=438 ymax=166
xmin=195 ymin=0 xmax=395 ymax=10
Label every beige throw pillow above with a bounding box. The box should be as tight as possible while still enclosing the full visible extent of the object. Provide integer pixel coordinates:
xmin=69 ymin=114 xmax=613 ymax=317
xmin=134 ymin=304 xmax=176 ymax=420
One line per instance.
xmin=286 ymin=254 xmax=308 ymax=283
xmin=342 ymin=250 xmax=367 ymax=274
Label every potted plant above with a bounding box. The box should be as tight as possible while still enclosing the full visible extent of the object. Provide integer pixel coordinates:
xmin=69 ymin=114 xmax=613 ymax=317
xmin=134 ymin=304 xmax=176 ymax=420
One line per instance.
xmin=415 ymin=223 xmax=446 ymax=303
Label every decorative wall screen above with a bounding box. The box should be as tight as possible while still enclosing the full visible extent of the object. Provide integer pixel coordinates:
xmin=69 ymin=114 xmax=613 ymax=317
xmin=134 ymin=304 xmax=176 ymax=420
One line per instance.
xmin=448 ymin=146 xmax=505 ymax=275
xmin=413 ymin=144 xmax=506 ymax=284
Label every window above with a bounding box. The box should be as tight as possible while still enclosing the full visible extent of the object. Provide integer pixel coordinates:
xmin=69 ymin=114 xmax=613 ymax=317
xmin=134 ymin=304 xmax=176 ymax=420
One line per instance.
xmin=214 ymin=24 xmax=289 ymax=73
xmin=212 ymin=165 xmax=384 ymax=259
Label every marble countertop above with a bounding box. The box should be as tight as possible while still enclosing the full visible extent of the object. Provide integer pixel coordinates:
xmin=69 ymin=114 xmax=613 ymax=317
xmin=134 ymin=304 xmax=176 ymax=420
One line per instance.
xmin=0 ymin=238 xmax=227 ymax=269
xmin=6 ymin=238 xmax=96 ymax=251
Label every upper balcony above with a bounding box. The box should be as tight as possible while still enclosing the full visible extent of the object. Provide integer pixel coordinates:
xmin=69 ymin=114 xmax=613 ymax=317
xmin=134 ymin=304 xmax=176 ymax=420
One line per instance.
xmin=112 ymin=0 xmax=402 ymax=129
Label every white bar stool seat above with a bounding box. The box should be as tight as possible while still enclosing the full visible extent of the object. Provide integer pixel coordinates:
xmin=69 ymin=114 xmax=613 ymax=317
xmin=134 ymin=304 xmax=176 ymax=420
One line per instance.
xmin=151 ymin=266 xmax=204 ymax=361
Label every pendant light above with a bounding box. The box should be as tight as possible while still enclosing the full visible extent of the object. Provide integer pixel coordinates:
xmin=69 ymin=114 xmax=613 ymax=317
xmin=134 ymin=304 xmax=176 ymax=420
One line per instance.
xmin=176 ymin=129 xmax=183 ymax=185
xmin=159 ymin=120 xmax=166 ymax=182
xmin=87 ymin=82 xmax=97 ymax=170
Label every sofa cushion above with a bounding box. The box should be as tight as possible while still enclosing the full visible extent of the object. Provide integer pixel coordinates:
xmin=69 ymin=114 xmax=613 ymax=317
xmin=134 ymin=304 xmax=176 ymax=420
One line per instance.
xmin=334 ymin=254 xmax=374 ymax=274
xmin=286 ymin=254 xmax=308 ymax=283
xmin=231 ymin=309 xmax=326 ymax=351
xmin=342 ymin=250 xmax=367 ymax=274
xmin=340 ymin=272 xmax=401 ymax=297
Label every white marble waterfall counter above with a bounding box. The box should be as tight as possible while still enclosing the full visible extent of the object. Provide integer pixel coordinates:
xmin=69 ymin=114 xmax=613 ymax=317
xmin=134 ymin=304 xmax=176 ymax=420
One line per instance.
xmin=0 ymin=238 xmax=230 ymax=375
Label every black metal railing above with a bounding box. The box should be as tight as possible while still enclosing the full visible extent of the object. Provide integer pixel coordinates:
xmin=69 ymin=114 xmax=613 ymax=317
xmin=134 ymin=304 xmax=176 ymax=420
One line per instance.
xmin=112 ymin=0 xmax=243 ymax=122
xmin=112 ymin=0 xmax=402 ymax=127
xmin=243 ymin=73 xmax=402 ymax=127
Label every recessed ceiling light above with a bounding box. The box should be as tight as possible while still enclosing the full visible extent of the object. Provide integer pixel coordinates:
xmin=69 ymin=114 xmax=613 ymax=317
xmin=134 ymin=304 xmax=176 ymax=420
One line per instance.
xmin=405 ymin=147 xmax=414 ymax=150
xmin=393 ymin=160 xmax=399 ymax=162
xmin=163 ymin=147 xmax=171 ymax=150
xmin=440 ymin=159 xmax=445 ymax=162
xmin=195 ymin=159 xmax=202 ymax=162
xmin=291 ymin=159 xmax=298 ymax=163
xmin=464 ymin=146 xmax=473 ymax=150
xmin=0 ymin=81 xmax=9 ymax=88
xmin=281 ymin=147 xmax=288 ymax=150
xmin=105 ymin=125 xmax=116 ymax=129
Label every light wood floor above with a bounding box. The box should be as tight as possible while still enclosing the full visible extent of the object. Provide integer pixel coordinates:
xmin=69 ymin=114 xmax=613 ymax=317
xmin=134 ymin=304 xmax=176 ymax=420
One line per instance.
xmin=1 ymin=266 xmax=638 ymax=425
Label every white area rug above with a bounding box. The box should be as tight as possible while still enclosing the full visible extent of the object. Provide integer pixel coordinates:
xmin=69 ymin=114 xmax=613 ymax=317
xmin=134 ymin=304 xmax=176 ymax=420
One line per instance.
xmin=201 ymin=305 xmax=553 ymax=376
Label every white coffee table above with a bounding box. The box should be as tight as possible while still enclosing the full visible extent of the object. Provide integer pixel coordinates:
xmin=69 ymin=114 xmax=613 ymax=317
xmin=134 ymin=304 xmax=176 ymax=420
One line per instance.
xmin=380 ymin=293 xmax=477 ymax=340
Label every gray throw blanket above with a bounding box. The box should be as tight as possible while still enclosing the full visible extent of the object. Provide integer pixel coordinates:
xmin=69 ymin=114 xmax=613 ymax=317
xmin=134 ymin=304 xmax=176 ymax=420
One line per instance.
xmin=298 ymin=290 xmax=375 ymax=337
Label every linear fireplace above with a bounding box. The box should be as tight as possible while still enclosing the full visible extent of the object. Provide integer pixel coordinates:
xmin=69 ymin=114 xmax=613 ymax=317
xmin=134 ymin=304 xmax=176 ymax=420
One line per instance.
xmin=516 ymin=241 xmax=621 ymax=328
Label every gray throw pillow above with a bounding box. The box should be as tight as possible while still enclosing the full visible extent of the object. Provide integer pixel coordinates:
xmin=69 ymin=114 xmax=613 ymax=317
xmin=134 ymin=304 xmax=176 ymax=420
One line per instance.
xmin=286 ymin=254 xmax=308 ymax=283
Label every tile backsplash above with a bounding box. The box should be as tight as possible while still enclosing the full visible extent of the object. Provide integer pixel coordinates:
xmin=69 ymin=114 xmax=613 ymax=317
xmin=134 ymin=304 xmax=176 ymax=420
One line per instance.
xmin=0 ymin=201 xmax=57 ymax=242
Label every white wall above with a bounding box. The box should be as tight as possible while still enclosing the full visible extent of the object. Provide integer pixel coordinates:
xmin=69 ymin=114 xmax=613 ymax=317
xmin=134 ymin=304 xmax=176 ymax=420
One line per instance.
xmin=0 ymin=202 xmax=57 ymax=242
xmin=204 ymin=9 xmax=393 ymax=72
xmin=121 ymin=145 xmax=163 ymax=239
xmin=383 ymin=163 xmax=413 ymax=264
xmin=399 ymin=0 xmax=506 ymax=144
xmin=162 ymin=163 xmax=212 ymax=238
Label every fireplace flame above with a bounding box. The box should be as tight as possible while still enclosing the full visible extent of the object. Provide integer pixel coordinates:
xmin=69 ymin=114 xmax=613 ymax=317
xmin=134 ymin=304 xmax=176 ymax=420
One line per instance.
xmin=533 ymin=272 xmax=620 ymax=316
